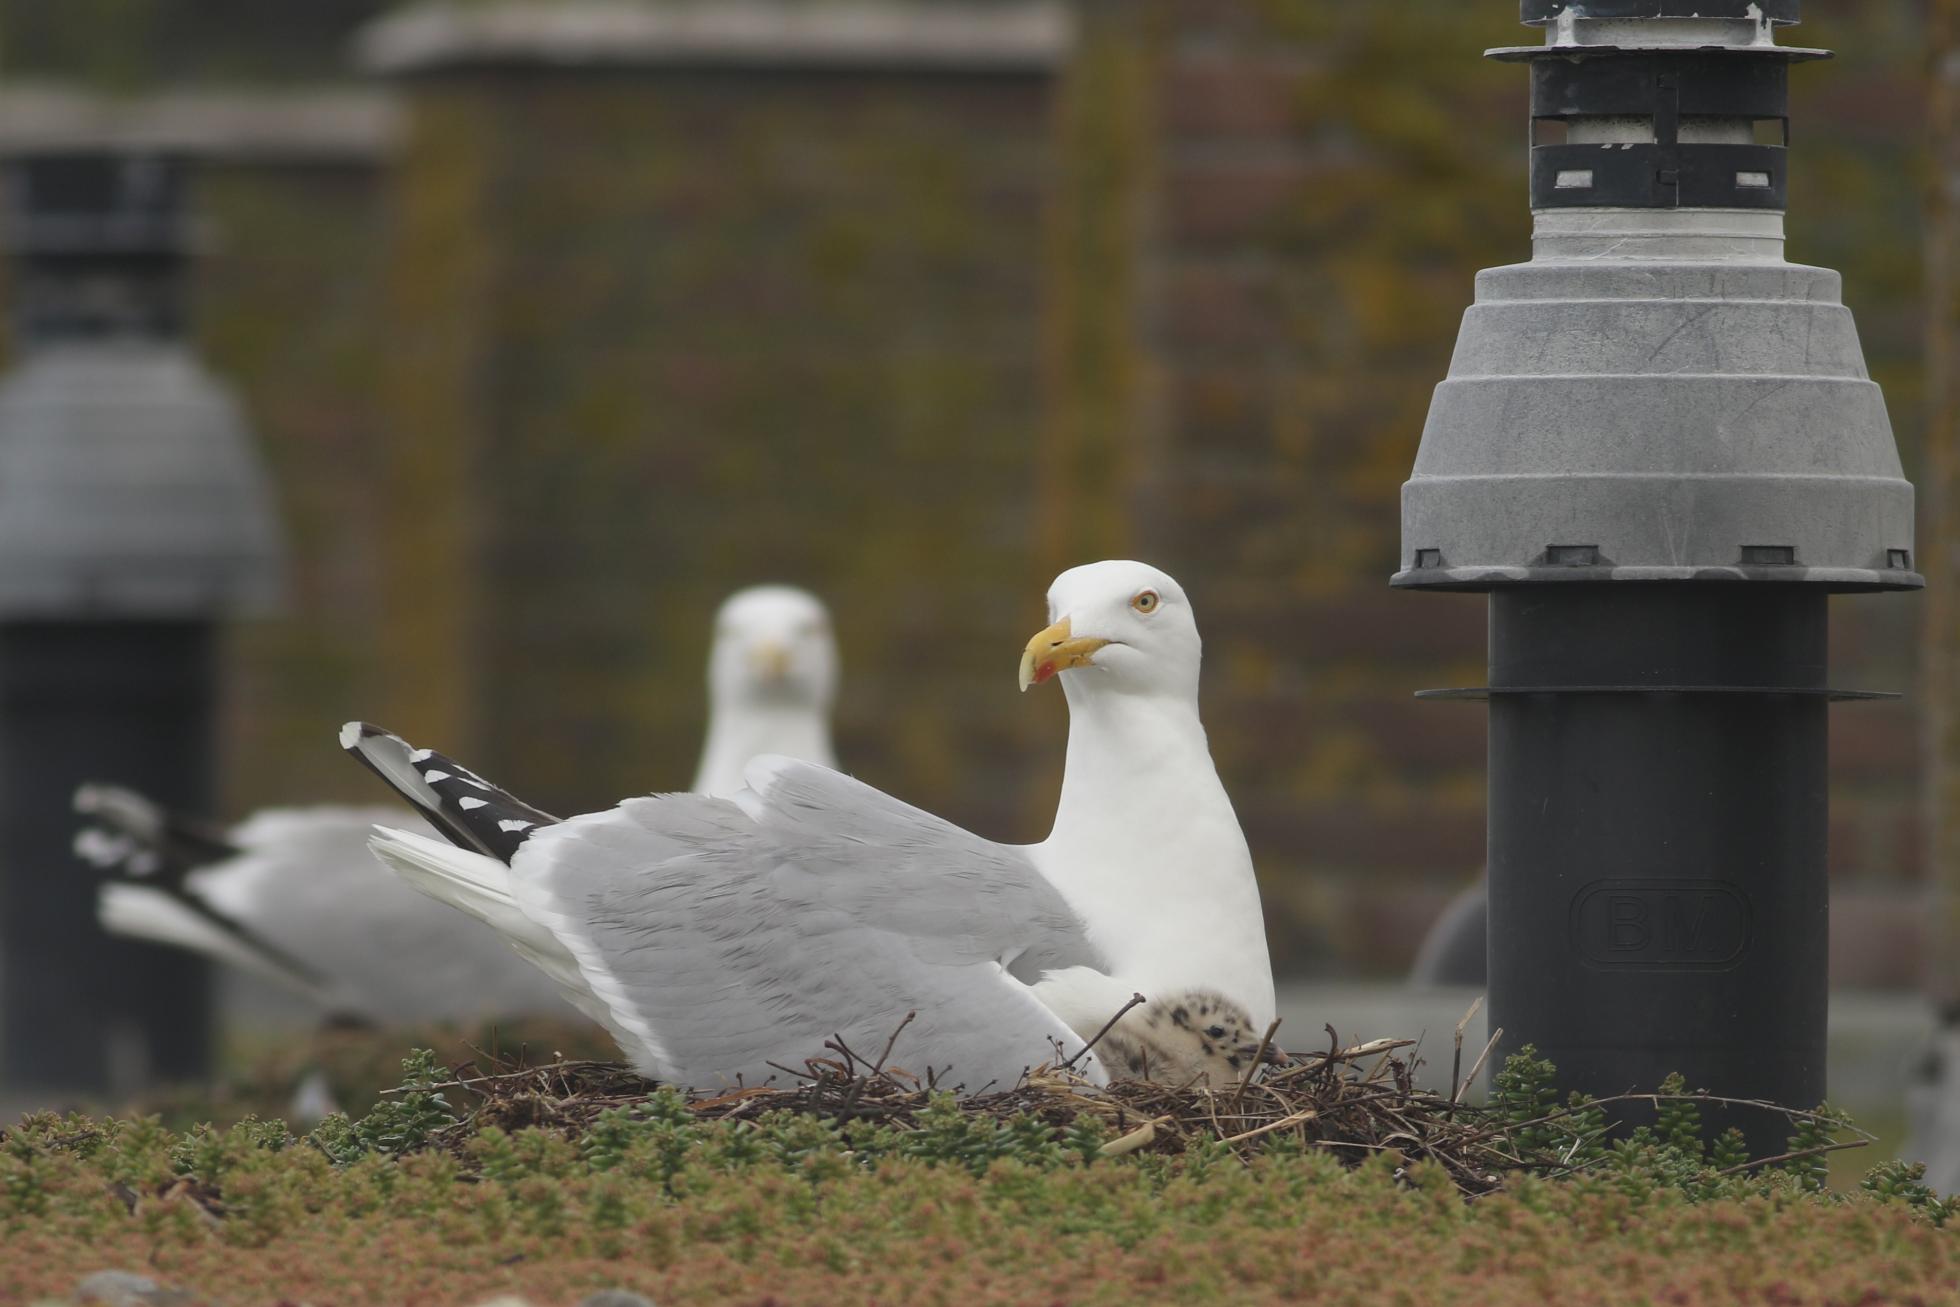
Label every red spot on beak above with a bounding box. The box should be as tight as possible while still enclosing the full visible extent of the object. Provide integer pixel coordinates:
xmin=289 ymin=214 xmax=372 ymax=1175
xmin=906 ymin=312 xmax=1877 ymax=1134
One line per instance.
xmin=1032 ymin=661 xmax=1058 ymax=685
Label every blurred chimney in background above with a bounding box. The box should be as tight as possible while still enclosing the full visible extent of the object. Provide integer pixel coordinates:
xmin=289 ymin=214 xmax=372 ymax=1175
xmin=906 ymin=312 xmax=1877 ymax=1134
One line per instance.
xmin=0 ymin=151 xmax=283 ymax=1095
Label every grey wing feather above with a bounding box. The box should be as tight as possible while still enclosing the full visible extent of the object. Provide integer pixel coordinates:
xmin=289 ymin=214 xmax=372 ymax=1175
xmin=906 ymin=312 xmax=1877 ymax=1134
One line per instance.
xmin=510 ymin=773 xmax=1105 ymax=1091
xmin=735 ymin=757 xmax=1103 ymax=981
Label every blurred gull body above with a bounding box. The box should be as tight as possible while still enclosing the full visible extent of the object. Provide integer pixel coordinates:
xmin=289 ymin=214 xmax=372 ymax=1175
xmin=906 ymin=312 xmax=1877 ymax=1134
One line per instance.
xmin=74 ymin=585 xmax=840 ymax=1027
xmin=1904 ymin=1014 xmax=1960 ymax=1195
xmin=78 ymin=798 xmax=570 ymax=1024
xmin=346 ymin=561 xmax=1277 ymax=1090
xmin=1407 ymin=875 xmax=1486 ymax=989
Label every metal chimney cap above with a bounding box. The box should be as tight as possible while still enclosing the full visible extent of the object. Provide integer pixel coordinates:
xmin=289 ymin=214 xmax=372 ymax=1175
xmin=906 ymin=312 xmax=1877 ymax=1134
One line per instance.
xmin=1521 ymin=1 xmax=1799 ymax=22
xmin=1394 ymin=235 xmax=1918 ymax=592
xmin=0 ymin=343 xmax=284 ymax=618
xmin=1395 ymin=6 xmax=1916 ymax=594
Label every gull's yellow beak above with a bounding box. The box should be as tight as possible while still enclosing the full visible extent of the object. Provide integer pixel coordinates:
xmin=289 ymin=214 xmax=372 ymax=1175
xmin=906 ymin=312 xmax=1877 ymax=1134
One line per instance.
xmin=1019 ymin=617 xmax=1109 ymax=692
xmin=749 ymin=641 xmax=792 ymax=682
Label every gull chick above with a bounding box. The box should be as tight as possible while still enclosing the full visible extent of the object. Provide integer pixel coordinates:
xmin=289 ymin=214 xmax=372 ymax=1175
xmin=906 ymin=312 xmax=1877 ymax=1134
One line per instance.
xmin=347 ymin=560 xmax=1275 ymax=1091
xmin=1098 ymin=990 xmax=1285 ymax=1087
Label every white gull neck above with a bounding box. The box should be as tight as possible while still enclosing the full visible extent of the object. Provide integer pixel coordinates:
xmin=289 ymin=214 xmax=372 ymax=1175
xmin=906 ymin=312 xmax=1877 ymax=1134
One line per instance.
xmin=1033 ymin=682 xmax=1275 ymax=1025
xmin=1048 ymin=687 xmax=1215 ymax=847
xmin=692 ymin=700 xmax=836 ymax=798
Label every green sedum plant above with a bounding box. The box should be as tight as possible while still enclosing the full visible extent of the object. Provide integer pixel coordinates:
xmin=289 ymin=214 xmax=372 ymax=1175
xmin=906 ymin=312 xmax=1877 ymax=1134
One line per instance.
xmin=0 ymin=1042 xmax=1949 ymax=1304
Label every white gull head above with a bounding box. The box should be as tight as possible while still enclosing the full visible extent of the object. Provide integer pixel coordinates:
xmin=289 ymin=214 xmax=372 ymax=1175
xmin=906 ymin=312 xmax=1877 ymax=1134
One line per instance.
xmin=1021 ymin=559 xmax=1201 ymax=702
xmin=1019 ymin=560 xmax=1276 ymax=1044
xmin=692 ymin=585 xmax=839 ymax=797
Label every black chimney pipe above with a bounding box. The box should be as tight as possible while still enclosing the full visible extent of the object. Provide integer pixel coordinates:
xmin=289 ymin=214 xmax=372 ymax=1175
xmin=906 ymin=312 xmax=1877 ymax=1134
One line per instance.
xmin=0 ymin=153 xmax=282 ymax=1097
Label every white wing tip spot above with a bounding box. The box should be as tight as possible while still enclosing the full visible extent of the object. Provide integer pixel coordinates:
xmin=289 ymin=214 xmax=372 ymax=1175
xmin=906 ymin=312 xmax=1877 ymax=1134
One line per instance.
xmin=337 ymin=722 xmax=363 ymax=750
xmin=410 ymin=748 xmax=435 ymax=763
xmin=458 ymin=796 xmax=488 ymax=810
xmin=497 ymin=819 xmax=532 ymax=833
xmin=422 ymin=770 xmax=452 ymax=784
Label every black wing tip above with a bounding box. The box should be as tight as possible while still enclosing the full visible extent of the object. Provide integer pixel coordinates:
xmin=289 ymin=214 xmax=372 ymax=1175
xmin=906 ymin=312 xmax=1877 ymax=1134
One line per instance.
xmin=338 ymin=719 xmax=556 ymax=863
xmin=71 ymin=782 xmax=239 ymax=880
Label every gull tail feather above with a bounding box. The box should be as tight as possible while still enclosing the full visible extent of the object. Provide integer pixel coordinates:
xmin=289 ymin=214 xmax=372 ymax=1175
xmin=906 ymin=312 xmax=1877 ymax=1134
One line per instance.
xmin=365 ymin=825 xmax=524 ymax=930
xmin=366 ymin=825 xmax=615 ymax=1033
xmin=99 ymin=883 xmax=347 ymax=1009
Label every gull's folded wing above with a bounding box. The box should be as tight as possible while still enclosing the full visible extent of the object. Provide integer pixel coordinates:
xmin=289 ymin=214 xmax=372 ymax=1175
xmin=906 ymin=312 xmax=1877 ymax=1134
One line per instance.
xmin=731 ymin=755 xmax=1099 ymax=983
xmin=510 ymin=760 xmax=1108 ymax=1091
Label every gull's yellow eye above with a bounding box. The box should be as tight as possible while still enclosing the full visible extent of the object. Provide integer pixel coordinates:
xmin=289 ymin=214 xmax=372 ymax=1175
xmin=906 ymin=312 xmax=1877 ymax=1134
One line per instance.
xmin=1131 ymin=590 xmax=1160 ymax=614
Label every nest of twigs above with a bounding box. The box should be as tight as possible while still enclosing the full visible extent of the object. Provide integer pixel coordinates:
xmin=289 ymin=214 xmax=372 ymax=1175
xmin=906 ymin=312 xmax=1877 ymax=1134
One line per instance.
xmin=432 ymin=1024 xmax=1450 ymax=1153
xmin=385 ymin=1005 xmax=1865 ymax=1198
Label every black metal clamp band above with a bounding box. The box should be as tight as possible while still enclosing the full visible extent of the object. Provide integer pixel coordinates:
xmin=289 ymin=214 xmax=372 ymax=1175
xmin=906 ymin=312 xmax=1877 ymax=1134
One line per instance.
xmin=1521 ymin=50 xmax=1793 ymax=210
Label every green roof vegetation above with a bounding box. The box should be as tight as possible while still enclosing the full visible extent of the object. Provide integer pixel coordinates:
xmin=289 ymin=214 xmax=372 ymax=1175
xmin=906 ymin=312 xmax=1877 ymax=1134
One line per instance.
xmin=4 ymin=1042 xmax=1952 ymax=1304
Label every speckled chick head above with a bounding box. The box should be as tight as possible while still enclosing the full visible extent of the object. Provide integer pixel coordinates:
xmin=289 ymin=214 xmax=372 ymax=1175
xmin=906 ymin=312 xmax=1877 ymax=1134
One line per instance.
xmin=1097 ymin=989 xmax=1283 ymax=1087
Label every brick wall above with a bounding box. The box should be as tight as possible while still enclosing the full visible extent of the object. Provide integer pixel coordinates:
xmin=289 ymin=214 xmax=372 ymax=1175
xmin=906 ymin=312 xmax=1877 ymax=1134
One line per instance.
xmin=199 ymin=160 xmax=398 ymax=805
xmin=370 ymin=59 xmax=1066 ymax=840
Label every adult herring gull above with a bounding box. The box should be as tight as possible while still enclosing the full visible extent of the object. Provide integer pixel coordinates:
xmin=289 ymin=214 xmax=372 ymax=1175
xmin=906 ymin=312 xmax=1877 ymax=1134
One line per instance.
xmin=73 ymin=584 xmax=841 ymax=1025
xmin=690 ymin=585 xmax=838 ymax=795
xmin=347 ymin=560 xmax=1275 ymax=1090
